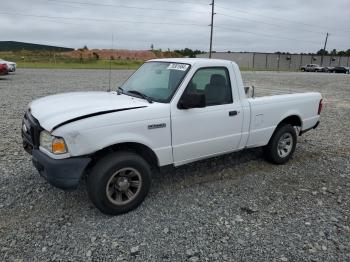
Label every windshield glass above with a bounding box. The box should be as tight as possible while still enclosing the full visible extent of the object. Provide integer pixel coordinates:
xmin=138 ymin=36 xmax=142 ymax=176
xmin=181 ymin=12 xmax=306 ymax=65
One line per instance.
xmin=120 ymin=61 xmax=190 ymax=103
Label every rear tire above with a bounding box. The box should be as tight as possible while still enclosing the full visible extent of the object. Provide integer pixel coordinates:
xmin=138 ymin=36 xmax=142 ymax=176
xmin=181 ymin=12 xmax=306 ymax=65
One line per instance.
xmin=263 ymin=124 xmax=297 ymax=164
xmin=87 ymin=151 xmax=151 ymax=215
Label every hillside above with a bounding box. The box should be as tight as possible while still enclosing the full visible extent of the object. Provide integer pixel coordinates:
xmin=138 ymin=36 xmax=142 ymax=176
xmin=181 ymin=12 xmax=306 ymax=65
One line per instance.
xmin=0 ymin=41 xmax=73 ymax=52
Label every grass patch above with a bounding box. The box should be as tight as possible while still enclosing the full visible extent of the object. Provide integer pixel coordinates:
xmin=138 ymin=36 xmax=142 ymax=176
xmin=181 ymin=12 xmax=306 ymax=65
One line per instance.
xmin=17 ymin=60 xmax=143 ymax=70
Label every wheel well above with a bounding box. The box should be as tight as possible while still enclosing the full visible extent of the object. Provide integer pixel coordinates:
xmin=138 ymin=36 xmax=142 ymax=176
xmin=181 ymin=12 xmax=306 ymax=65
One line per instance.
xmin=277 ymin=115 xmax=302 ymax=128
xmin=265 ymin=115 xmax=302 ymax=146
xmin=88 ymin=142 xmax=159 ymax=171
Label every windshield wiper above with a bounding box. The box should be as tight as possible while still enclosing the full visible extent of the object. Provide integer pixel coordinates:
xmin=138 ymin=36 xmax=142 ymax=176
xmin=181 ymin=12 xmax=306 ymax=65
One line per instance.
xmin=117 ymin=87 xmax=124 ymax=95
xmin=127 ymin=90 xmax=153 ymax=103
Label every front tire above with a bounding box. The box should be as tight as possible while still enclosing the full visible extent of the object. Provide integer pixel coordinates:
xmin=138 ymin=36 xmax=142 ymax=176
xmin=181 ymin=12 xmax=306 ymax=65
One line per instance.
xmin=87 ymin=151 xmax=151 ymax=215
xmin=263 ymin=124 xmax=297 ymax=164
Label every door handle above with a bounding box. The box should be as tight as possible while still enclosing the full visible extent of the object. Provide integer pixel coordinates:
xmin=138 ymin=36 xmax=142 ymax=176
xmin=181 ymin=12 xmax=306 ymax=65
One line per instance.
xmin=229 ymin=110 xmax=238 ymax=116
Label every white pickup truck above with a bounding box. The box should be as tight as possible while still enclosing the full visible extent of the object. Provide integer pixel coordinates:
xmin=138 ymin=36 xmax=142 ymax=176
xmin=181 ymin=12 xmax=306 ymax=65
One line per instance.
xmin=22 ymin=58 xmax=322 ymax=215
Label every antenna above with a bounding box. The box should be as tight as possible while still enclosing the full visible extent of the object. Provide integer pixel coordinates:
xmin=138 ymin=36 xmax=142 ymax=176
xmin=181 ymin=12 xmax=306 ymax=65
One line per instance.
xmin=108 ymin=34 xmax=114 ymax=92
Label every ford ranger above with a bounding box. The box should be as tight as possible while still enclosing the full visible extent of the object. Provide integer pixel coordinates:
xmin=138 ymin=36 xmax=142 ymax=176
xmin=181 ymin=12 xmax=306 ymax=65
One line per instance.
xmin=22 ymin=58 xmax=322 ymax=215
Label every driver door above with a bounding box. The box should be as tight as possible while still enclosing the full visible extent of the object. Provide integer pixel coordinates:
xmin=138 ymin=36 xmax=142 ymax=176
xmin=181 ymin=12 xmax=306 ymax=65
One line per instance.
xmin=171 ymin=67 xmax=243 ymax=165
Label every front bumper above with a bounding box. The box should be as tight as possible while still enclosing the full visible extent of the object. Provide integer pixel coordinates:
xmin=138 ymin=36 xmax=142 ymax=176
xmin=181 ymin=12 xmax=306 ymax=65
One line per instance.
xmin=32 ymin=149 xmax=91 ymax=190
xmin=21 ymin=110 xmax=90 ymax=190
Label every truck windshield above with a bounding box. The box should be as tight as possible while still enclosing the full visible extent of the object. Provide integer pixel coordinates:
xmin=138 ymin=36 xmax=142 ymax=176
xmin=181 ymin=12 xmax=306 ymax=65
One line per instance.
xmin=120 ymin=62 xmax=190 ymax=103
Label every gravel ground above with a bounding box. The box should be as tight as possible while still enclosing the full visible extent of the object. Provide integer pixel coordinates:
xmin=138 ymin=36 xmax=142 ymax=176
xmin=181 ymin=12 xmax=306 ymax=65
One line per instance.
xmin=0 ymin=69 xmax=349 ymax=262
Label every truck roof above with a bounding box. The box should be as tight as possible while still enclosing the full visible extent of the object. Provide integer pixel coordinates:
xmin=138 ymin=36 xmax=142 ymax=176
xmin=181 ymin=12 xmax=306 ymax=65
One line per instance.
xmin=148 ymin=58 xmax=237 ymax=67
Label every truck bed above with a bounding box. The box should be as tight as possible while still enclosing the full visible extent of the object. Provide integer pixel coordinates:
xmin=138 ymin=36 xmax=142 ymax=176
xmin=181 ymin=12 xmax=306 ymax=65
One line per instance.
xmin=245 ymin=86 xmax=309 ymax=98
xmin=245 ymin=91 xmax=321 ymax=147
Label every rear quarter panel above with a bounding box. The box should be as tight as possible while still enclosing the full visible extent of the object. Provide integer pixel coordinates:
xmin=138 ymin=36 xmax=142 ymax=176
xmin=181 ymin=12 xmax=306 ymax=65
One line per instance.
xmin=246 ymin=92 xmax=321 ymax=147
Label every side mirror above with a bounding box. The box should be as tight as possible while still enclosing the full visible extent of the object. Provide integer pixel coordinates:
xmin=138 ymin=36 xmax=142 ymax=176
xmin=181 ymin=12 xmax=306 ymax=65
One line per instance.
xmin=244 ymin=86 xmax=255 ymax=98
xmin=178 ymin=93 xmax=206 ymax=109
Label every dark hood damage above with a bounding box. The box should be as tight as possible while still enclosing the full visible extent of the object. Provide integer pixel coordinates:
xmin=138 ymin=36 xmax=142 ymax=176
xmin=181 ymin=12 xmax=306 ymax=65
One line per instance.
xmin=51 ymin=106 xmax=147 ymax=131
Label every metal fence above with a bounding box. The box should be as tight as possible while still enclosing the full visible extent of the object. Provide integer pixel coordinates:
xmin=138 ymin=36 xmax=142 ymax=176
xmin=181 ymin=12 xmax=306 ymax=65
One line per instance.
xmin=197 ymin=52 xmax=350 ymax=70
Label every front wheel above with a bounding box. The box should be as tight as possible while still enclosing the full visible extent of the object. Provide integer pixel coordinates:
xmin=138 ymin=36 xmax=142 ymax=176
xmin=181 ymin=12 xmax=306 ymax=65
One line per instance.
xmin=263 ymin=124 xmax=297 ymax=164
xmin=87 ymin=151 xmax=151 ymax=215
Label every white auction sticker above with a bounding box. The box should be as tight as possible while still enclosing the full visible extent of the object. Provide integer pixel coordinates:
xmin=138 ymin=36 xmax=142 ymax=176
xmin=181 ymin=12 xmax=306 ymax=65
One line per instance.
xmin=167 ymin=63 xmax=189 ymax=71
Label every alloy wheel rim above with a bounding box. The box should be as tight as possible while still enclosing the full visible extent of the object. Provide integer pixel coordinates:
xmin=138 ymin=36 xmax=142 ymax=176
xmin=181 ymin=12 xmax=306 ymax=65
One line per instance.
xmin=106 ymin=167 xmax=142 ymax=205
xmin=277 ymin=133 xmax=293 ymax=158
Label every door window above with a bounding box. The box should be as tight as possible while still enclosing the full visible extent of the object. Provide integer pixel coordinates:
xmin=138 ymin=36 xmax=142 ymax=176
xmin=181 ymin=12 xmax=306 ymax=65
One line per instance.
xmin=183 ymin=67 xmax=233 ymax=106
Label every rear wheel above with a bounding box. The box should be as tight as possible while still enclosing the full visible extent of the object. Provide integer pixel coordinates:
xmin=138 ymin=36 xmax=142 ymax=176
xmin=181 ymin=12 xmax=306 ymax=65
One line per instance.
xmin=87 ymin=151 xmax=151 ymax=215
xmin=263 ymin=124 xmax=297 ymax=164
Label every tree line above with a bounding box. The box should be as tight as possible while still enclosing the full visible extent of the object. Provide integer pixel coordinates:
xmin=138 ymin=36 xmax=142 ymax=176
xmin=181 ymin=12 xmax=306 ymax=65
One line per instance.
xmin=316 ymin=49 xmax=350 ymax=56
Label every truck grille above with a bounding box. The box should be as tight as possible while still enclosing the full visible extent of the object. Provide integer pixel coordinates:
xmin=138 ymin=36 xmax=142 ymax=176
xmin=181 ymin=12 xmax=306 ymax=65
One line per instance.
xmin=22 ymin=110 xmax=43 ymax=153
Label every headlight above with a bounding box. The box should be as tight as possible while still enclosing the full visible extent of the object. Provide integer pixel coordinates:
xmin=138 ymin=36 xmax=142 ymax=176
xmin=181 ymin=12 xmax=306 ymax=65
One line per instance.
xmin=39 ymin=131 xmax=52 ymax=152
xmin=40 ymin=131 xmax=67 ymax=154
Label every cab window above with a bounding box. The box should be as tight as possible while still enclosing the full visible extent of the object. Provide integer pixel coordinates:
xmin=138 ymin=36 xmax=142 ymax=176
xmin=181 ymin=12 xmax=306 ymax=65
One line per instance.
xmin=183 ymin=67 xmax=233 ymax=106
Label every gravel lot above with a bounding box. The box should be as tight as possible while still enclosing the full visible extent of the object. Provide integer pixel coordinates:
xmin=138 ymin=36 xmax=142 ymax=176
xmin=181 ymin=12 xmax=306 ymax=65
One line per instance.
xmin=0 ymin=69 xmax=349 ymax=262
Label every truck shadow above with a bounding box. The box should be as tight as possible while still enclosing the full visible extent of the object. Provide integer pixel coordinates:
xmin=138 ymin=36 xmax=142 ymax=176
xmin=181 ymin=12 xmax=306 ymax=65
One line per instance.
xmin=38 ymin=141 xmax=325 ymax=218
xmin=67 ymin=148 xmax=267 ymax=215
xmin=150 ymin=148 xmax=267 ymax=194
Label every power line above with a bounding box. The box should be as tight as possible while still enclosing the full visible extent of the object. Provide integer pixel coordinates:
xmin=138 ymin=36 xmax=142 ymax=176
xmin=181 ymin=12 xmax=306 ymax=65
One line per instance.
xmin=214 ymin=25 xmax=321 ymax=45
xmin=215 ymin=5 xmax=350 ymax=34
xmin=48 ymin=0 xmax=209 ymax=14
xmin=49 ymin=0 xmax=350 ymax=35
xmin=0 ymin=11 xmax=208 ymax=27
xmin=1 ymin=11 xmax=324 ymax=47
xmin=145 ymin=0 xmax=209 ymax=6
xmin=217 ymin=13 xmax=326 ymax=36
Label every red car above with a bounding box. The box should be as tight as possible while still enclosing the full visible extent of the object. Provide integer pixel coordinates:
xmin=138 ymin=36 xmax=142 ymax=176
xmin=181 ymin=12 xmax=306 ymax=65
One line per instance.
xmin=0 ymin=62 xmax=8 ymax=75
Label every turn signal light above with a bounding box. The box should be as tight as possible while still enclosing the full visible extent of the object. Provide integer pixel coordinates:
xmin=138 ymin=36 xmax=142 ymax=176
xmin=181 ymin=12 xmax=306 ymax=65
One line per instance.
xmin=52 ymin=138 xmax=67 ymax=154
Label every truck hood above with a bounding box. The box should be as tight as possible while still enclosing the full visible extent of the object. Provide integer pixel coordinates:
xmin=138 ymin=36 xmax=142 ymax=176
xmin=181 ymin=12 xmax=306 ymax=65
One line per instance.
xmin=29 ymin=91 xmax=149 ymax=131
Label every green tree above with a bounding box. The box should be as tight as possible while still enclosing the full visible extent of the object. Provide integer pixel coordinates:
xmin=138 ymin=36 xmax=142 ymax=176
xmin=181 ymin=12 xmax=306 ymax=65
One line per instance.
xmin=316 ymin=49 xmax=328 ymax=55
xmin=174 ymin=48 xmax=205 ymax=58
xmin=92 ymin=52 xmax=99 ymax=60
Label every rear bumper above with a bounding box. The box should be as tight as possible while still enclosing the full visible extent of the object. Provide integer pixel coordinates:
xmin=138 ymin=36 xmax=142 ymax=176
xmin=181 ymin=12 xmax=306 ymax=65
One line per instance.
xmin=299 ymin=121 xmax=320 ymax=136
xmin=32 ymin=149 xmax=90 ymax=190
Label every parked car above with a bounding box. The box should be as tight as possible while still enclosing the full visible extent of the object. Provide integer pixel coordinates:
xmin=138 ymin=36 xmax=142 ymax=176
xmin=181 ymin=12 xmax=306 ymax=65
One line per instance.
xmin=0 ymin=62 xmax=8 ymax=75
xmin=22 ymin=58 xmax=322 ymax=215
xmin=0 ymin=59 xmax=16 ymax=72
xmin=326 ymin=66 xmax=349 ymax=74
xmin=300 ymin=64 xmax=325 ymax=72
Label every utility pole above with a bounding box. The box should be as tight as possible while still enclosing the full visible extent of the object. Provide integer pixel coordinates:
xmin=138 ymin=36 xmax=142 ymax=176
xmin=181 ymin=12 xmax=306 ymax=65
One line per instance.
xmin=209 ymin=0 xmax=215 ymax=58
xmin=321 ymin=32 xmax=329 ymax=66
xmin=108 ymin=34 xmax=114 ymax=92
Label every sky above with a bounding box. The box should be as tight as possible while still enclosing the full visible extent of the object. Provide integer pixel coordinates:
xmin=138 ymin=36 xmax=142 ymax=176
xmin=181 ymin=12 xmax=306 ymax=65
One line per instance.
xmin=1 ymin=0 xmax=350 ymax=53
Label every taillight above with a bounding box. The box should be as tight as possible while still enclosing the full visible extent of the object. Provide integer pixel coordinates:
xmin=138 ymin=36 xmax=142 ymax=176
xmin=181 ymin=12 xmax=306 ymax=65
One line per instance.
xmin=318 ymin=99 xmax=323 ymax=115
